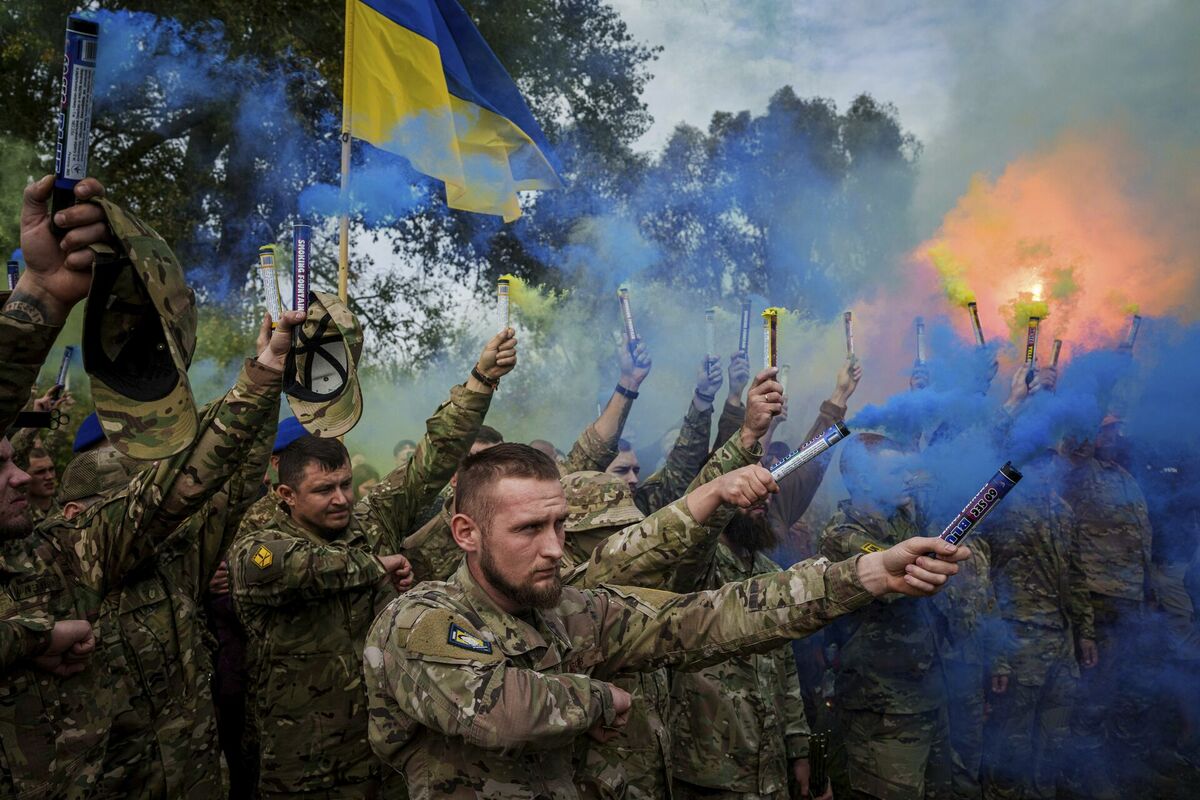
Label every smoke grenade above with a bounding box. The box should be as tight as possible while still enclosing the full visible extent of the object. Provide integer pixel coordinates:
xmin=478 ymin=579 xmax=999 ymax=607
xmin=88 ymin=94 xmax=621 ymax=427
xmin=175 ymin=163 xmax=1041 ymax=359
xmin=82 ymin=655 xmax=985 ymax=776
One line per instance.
xmin=770 ymin=421 xmax=850 ymax=482
xmin=51 ymin=16 xmax=99 ymax=234
xmin=938 ymin=462 xmax=1023 ymax=546
xmin=1024 ymin=316 xmax=1041 ymax=385
xmin=1051 ymin=338 xmax=1063 ymax=367
xmin=705 ymin=307 xmax=717 ymax=359
xmin=617 ymin=286 xmax=639 ymax=346
xmin=916 ymin=317 xmax=927 ymax=365
xmin=738 ymin=300 xmax=751 ymax=355
xmin=1120 ymin=314 xmax=1142 ymax=350
xmin=762 ymin=308 xmax=779 ymax=369
xmin=6 ymin=261 xmax=17 ymax=291
xmin=497 ymin=277 xmax=511 ymax=332
xmin=843 ymin=310 xmax=855 ymax=359
xmin=257 ymin=245 xmax=283 ymax=327
xmin=967 ymin=301 xmax=985 ymax=347
xmin=51 ymin=345 xmax=74 ymax=400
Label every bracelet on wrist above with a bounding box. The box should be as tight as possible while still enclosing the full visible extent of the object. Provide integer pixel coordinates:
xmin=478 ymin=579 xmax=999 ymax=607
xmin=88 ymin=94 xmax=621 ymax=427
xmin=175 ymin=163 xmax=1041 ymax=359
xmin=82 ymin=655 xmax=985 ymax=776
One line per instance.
xmin=615 ymin=383 xmax=639 ymax=400
xmin=694 ymin=389 xmax=716 ymax=404
xmin=471 ymin=365 xmax=499 ymax=389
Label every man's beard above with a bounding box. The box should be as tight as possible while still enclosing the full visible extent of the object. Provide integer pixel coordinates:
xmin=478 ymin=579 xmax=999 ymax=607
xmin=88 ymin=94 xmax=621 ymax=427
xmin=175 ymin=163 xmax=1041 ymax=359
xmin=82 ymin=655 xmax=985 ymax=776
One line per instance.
xmin=480 ymin=541 xmax=563 ymax=610
xmin=0 ymin=509 xmax=32 ymax=542
xmin=725 ymin=510 xmax=779 ymax=556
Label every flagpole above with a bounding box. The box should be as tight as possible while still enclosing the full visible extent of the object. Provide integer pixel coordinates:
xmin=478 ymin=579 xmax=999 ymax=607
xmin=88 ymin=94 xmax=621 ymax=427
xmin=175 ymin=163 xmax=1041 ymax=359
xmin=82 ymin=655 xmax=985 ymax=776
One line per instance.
xmin=338 ymin=0 xmax=355 ymax=303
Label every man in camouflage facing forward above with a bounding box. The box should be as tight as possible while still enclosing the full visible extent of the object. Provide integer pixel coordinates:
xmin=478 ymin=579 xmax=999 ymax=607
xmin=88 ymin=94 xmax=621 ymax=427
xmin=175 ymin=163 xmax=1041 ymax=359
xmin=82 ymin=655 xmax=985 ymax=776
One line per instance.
xmin=363 ymin=443 xmax=970 ymax=800
xmin=229 ymin=326 xmax=517 ymax=798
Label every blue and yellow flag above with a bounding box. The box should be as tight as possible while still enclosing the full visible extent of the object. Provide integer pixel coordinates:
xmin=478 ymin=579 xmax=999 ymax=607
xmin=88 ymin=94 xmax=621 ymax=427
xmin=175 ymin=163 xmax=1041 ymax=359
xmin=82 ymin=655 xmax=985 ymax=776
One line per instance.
xmin=343 ymin=0 xmax=563 ymax=221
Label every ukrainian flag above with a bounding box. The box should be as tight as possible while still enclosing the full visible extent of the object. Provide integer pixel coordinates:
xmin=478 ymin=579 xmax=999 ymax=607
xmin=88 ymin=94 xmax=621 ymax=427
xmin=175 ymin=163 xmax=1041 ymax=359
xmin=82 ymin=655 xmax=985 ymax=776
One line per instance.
xmin=343 ymin=0 xmax=563 ymax=221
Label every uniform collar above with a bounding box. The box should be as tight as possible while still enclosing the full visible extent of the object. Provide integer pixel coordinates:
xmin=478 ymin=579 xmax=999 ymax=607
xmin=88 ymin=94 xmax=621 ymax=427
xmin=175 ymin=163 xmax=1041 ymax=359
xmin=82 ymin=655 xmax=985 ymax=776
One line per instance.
xmin=450 ymin=559 xmax=572 ymax=665
xmin=275 ymin=506 xmax=364 ymax=547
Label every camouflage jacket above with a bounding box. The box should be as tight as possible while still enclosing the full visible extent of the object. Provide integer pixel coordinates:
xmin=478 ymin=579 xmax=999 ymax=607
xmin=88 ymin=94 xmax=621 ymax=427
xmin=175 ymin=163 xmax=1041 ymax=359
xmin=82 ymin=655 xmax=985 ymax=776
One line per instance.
xmin=237 ymin=488 xmax=284 ymax=541
xmin=0 ymin=308 xmax=61 ymax=433
xmin=633 ymin=400 xmax=712 ymax=516
xmin=95 ymin=397 xmax=278 ymax=799
xmin=560 ymin=433 xmax=760 ymax=800
xmin=403 ymin=414 xmax=628 ymax=586
xmin=1062 ymin=456 xmax=1153 ymax=602
xmin=767 ymin=400 xmax=846 ymax=541
xmin=818 ymin=501 xmax=946 ymax=713
xmin=364 ymin=554 xmax=872 ymax=800
xmin=931 ymin=536 xmax=997 ymax=666
xmin=983 ymin=476 xmax=1095 ymax=682
xmin=0 ymin=358 xmax=283 ymax=799
xmin=229 ymin=382 xmax=491 ymax=794
xmin=668 ymin=544 xmax=810 ymax=794
xmin=715 ymin=398 xmax=745 ymax=450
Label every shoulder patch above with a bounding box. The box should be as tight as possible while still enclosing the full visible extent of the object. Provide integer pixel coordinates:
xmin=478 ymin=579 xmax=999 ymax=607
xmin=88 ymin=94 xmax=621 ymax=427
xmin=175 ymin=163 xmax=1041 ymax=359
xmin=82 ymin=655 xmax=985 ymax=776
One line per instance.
xmin=860 ymin=541 xmax=884 ymax=553
xmin=240 ymin=539 xmax=286 ymax=584
xmin=404 ymin=608 xmax=502 ymax=663
xmin=448 ymin=622 xmax=493 ymax=654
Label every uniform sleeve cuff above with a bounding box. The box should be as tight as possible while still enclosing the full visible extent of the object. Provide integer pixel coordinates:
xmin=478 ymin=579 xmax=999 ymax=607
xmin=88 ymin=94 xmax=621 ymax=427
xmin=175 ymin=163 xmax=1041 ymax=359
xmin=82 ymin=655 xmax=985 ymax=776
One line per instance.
xmin=450 ymin=383 xmax=493 ymax=412
xmin=819 ymin=399 xmax=846 ymax=421
xmin=786 ymin=734 xmax=810 ymax=760
xmin=823 ymin=554 xmax=874 ymax=613
xmin=590 ymin=680 xmax=616 ymax=726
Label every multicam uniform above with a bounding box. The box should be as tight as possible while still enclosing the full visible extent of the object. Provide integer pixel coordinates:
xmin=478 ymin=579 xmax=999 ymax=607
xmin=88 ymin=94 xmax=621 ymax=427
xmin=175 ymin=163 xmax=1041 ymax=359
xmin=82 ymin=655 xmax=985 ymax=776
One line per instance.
xmin=94 ymin=401 xmax=278 ymax=799
xmin=633 ymin=399 xmax=712 ymax=516
xmin=363 ymin=551 xmax=874 ymax=800
xmin=1060 ymin=452 xmax=1154 ymax=796
xmin=0 ymin=358 xmax=283 ymax=798
xmin=981 ymin=456 xmax=1094 ymax=800
xmin=818 ymin=501 xmax=951 ymax=800
xmin=229 ymin=383 xmax=491 ymax=798
xmin=669 ymin=544 xmax=812 ymax=800
xmin=561 ymin=432 xmax=763 ymax=799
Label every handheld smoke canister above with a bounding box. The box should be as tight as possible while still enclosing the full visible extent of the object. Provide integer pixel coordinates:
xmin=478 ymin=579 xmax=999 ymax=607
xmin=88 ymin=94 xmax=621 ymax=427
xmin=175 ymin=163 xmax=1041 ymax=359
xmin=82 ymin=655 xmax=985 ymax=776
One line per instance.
xmin=915 ymin=317 xmax=927 ymax=366
xmin=967 ymin=302 xmax=986 ymax=347
xmin=617 ymin=286 xmax=639 ymax=349
xmin=292 ymin=225 xmax=312 ymax=314
xmin=738 ymin=300 xmax=752 ymax=355
xmin=705 ymin=307 xmax=717 ymax=361
xmin=50 ymin=345 xmax=74 ymax=400
xmin=1051 ymin=339 xmax=1063 ymax=368
xmin=6 ymin=261 xmax=17 ymax=291
xmin=770 ymin=422 xmax=850 ymax=482
xmin=937 ymin=462 xmax=1023 ymax=547
xmin=257 ymin=245 xmax=284 ymax=328
xmin=843 ymin=311 xmax=855 ymax=360
xmin=1120 ymin=315 xmax=1142 ymax=351
xmin=762 ymin=308 xmax=780 ymax=369
xmin=51 ymin=16 xmax=99 ymax=234
xmin=1023 ymin=316 xmax=1041 ymax=385
xmin=497 ymin=277 xmax=512 ymax=332
xmin=780 ymin=364 xmax=791 ymax=396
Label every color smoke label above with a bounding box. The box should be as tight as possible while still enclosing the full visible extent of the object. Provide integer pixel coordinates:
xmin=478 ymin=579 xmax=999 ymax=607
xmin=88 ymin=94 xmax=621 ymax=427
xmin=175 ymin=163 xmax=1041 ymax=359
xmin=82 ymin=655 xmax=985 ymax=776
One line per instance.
xmin=292 ymin=225 xmax=311 ymax=313
xmin=938 ymin=463 xmax=1022 ymax=546
xmin=770 ymin=422 xmax=850 ymax=482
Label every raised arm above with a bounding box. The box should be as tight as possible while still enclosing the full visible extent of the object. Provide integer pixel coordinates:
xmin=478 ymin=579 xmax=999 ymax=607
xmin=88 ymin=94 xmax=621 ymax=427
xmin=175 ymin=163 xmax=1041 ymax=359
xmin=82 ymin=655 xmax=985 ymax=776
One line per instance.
xmin=560 ymin=331 xmax=651 ymax=474
xmin=360 ymin=330 xmax=515 ymax=548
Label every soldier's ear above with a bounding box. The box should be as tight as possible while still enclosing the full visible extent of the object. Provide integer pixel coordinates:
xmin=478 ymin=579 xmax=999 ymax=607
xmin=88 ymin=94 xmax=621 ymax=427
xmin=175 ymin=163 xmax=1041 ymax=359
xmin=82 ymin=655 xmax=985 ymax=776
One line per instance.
xmin=276 ymin=483 xmax=298 ymax=509
xmin=450 ymin=512 xmax=480 ymax=554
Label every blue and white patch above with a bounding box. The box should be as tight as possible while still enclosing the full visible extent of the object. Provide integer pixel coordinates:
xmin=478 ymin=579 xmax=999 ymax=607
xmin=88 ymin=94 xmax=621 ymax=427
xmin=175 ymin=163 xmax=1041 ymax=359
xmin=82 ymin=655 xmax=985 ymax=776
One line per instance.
xmin=447 ymin=622 xmax=492 ymax=654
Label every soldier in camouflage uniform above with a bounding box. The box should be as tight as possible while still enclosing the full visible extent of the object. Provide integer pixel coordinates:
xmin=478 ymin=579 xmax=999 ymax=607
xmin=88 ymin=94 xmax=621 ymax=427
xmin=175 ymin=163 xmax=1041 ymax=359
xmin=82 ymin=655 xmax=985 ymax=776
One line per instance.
xmin=229 ymin=330 xmax=515 ymax=798
xmin=560 ymin=370 xmax=782 ymax=799
xmin=402 ymin=334 xmax=651 ymax=586
xmin=1059 ymin=416 xmax=1155 ymax=798
xmin=817 ymin=434 xmax=952 ymax=800
xmin=1 ymin=176 xmax=296 ymax=796
xmin=616 ymin=354 xmax=724 ymax=516
xmin=979 ymin=452 xmax=1096 ymax=800
xmin=93 ymin=319 xmax=284 ymax=799
xmin=363 ymin=443 xmax=969 ymax=800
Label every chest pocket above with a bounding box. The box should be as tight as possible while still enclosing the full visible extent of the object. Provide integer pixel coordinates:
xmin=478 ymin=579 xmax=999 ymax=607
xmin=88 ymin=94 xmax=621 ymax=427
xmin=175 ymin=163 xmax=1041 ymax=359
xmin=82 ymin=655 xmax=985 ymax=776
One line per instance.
xmin=114 ymin=576 xmax=181 ymax=714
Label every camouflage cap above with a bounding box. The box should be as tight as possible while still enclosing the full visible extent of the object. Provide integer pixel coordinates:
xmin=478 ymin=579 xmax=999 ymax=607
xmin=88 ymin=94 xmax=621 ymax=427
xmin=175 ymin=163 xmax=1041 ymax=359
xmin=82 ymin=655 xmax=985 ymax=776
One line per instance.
xmin=562 ymin=470 xmax=645 ymax=533
xmin=58 ymin=446 xmax=138 ymax=504
xmin=83 ymin=198 xmax=198 ymax=461
xmin=284 ymin=290 xmax=363 ymax=438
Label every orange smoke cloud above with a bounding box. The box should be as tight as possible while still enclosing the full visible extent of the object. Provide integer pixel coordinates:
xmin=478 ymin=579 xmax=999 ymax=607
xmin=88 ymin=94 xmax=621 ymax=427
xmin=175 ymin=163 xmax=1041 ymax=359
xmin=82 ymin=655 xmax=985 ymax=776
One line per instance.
xmin=915 ymin=130 xmax=1199 ymax=357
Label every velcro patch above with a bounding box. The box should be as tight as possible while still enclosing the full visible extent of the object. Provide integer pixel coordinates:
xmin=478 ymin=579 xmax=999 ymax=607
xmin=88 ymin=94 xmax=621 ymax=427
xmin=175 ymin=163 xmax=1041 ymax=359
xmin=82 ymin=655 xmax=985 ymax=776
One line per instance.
xmin=448 ymin=622 xmax=493 ymax=654
xmin=252 ymin=545 xmax=274 ymax=569
xmin=242 ymin=540 xmax=285 ymax=584
xmin=860 ymin=541 xmax=884 ymax=553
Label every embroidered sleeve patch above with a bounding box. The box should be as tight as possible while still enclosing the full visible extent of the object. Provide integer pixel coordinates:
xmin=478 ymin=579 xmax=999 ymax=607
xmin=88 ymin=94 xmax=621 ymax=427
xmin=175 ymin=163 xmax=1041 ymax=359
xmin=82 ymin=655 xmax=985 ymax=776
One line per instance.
xmin=860 ymin=541 xmax=884 ymax=553
xmin=252 ymin=545 xmax=274 ymax=569
xmin=448 ymin=622 xmax=493 ymax=654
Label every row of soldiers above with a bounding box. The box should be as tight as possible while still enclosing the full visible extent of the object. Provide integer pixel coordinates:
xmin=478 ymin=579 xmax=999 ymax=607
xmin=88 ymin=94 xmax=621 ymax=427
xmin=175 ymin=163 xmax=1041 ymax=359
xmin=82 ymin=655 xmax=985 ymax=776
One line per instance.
xmin=0 ymin=171 xmax=1193 ymax=800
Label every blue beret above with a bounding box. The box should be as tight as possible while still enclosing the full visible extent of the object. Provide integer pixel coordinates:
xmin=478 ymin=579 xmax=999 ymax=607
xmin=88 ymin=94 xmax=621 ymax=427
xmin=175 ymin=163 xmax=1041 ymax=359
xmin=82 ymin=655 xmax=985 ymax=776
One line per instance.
xmin=73 ymin=412 xmax=106 ymax=453
xmin=273 ymin=416 xmax=307 ymax=453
